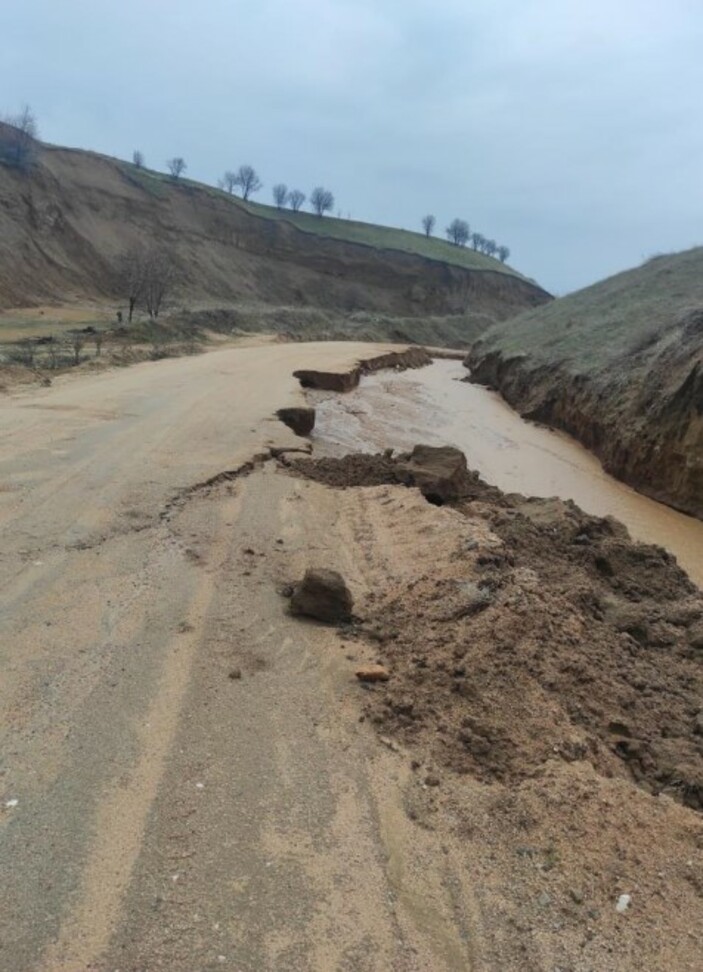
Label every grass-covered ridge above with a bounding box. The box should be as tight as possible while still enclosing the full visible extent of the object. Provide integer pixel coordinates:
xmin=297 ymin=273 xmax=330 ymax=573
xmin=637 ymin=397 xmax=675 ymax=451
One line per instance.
xmin=116 ymin=161 xmax=530 ymax=282
xmin=476 ymin=247 xmax=703 ymax=372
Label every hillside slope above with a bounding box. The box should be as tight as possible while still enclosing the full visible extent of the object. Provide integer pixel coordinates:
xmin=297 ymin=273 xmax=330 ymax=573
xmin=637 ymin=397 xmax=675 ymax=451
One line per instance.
xmin=467 ymin=248 xmax=703 ymax=518
xmin=0 ymin=131 xmax=549 ymax=329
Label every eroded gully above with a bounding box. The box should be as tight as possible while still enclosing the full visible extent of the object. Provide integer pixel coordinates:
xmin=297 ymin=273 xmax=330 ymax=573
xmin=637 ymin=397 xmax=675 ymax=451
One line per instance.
xmin=308 ymin=359 xmax=703 ymax=589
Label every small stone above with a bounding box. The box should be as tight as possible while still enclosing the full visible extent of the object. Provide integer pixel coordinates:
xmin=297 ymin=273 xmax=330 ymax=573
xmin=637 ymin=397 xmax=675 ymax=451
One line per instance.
xmin=289 ymin=568 xmax=353 ymax=624
xmin=537 ymin=891 xmax=552 ymax=908
xmin=615 ymin=893 xmax=631 ymax=913
xmin=424 ymin=774 xmax=441 ymax=787
xmin=569 ymin=889 xmax=585 ymax=905
xmin=355 ymin=664 xmax=390 ymax=683
xmin=228 ymin=668 xmax=242 ymax=680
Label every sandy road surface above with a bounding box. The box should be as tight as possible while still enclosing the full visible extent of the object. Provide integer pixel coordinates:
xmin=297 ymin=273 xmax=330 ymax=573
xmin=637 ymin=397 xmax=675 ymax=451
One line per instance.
xmin=0 ymin=344 xmax=476 ymax=971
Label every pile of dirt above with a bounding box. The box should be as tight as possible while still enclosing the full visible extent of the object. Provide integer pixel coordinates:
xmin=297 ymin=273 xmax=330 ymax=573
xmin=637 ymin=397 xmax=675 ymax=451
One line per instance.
xmin=285 ymin=451 xmax=400 ymax=488
xmin=285 ymin=452 xmax=703 ymax=811
xmin=286 ymin=445 xmax=491 ymax=501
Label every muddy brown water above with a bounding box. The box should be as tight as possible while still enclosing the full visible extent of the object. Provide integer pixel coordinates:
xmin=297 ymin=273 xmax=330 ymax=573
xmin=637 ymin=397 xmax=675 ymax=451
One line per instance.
xmin=309 ymin=359 xmax=703 ymax=589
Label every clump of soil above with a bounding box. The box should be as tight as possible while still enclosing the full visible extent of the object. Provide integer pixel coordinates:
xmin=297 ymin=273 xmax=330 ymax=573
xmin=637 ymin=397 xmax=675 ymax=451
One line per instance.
xmin=285 ymin=451 xmax=399 ymax=488
xmin=286 ymin=446 xmax=494 ymax=502
xmin=285 ymin=452 xmax=703 ymax=811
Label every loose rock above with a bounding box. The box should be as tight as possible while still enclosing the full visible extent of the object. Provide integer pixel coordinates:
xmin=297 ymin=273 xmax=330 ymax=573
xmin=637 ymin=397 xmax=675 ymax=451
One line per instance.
xmin=289 ymin=568 xmax=353 ymax=623
xmin=356 ymin=664 xmax=390 ymax=683
xmin=394 ymin=445 xmax=475 ymax=504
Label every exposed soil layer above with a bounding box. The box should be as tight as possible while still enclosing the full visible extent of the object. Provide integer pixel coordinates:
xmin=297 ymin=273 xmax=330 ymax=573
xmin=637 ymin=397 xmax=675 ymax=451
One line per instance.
xmin=286 ymin=452 xmax=703 ymax=811
xmin=293 ymin=346 xmax=432 ymax=391
xmin=467 ymin=249 xmax=703 ymax=519
xmin=0 ymin=134 xmax=550 ymax=322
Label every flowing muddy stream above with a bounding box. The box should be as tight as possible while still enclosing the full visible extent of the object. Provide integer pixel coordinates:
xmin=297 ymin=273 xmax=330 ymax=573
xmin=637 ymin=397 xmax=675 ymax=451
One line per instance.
xmin=309 ymin=359 xmax=703 ymax=589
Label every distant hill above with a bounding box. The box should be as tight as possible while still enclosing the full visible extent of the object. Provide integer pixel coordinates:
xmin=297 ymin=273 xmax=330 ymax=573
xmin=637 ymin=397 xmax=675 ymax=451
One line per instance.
xmin=0 ymin=127 xmax=550 ymax=338
xmin=468 ymin=248 xmax=703 ymax=518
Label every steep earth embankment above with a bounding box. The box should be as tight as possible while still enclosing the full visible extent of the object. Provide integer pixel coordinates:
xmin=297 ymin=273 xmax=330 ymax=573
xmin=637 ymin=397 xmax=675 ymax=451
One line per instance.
xmin=0 ymin=128 xmax=549 ymax=327
xmin=467 ymin=248 xmax=703 ymax=519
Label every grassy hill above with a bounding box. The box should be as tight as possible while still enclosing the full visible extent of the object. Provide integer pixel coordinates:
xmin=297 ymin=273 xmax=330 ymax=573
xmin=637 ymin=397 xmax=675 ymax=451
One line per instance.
xmin=467 ymin=247 xmax=703 ymax=518
xmin=116 ymin=159 xmax=528 ymax=280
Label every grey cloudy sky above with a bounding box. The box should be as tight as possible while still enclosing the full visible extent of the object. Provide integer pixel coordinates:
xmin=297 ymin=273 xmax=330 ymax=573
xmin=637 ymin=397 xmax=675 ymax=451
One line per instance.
xmin=3 ymin=0 xmax=703 ymax=293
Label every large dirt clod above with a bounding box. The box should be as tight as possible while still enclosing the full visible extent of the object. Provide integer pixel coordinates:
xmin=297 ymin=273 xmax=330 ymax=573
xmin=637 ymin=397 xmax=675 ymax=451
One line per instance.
xmin=394 ymin=445 xmax=474 ymax=504
xmin=289 ymin=568 xmax=354 ymax=623
xmin=276 ymin=406 xmax=316 ymax=436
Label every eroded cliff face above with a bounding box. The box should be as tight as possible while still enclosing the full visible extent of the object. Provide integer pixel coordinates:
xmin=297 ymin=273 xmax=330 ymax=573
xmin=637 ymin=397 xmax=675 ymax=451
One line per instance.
xmin=468 ymin=305 xmax=703 ymax=520
xmin=0 ymin=141 xmax=549 ymax=321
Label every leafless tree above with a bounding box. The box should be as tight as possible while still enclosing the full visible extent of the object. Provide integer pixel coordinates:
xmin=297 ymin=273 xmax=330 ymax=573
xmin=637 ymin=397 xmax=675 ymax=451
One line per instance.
xmin=234 ymin=165 xmax=262 ymax=200
xmin=47 ymin=340 xmax=59 ymax=370
xmin=471 ymin=232 xmax=484 ymax=251
xmin=143 ymin=250 xmax=177 ymax=319
xmin=0 ymin=104 xmax=38 ymax=170
xmin=288 ymin=189 xmax=306 ymax=212
xmin=421 ymin=214 xmax=436 ymax=237
xmin=166 ymin=157 xmax=186 ymax=179
xmin=70 ymin=333 xmax=85 ymax=366
xmin=272 ymin=183 xmax=288 ymax=208
xmin=220 ymin=170 xmax=237 ymax=194
xmin=116 ymin=245 xmax=147 ymax=322
xmin=497 ymin=245 xmax=510 ymax=263
xmin=446 ymin=218 xmax=470 ymax=247
xmin=94 ymin=331 xmax=104 ymax=356
xmin=310 ymin=186 xmax=334 ymax=217
xmin=132 ymin=150 xmax=145 ymax=168
xmin=484 ymin=239 xmax=498 ymax=258
xmin=15 ymin=338 xmax=36 ymax=367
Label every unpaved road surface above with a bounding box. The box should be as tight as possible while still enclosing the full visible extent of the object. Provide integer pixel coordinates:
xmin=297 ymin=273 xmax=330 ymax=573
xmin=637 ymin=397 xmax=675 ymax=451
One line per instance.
xmin=0 ymin=344 xmax=475 ymax=971
xmin=3 ymin=343 xmax=702 ymax=972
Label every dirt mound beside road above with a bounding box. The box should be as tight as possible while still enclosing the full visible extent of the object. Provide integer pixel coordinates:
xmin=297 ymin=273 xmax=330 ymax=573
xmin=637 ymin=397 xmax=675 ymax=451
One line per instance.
xmin=286 ymin=452 xmax=703 ymax=810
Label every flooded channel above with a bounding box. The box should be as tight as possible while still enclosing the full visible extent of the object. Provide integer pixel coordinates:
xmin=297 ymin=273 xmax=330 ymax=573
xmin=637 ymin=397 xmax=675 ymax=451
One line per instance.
xmin=310 ymin=359 xmax=703 ymax=589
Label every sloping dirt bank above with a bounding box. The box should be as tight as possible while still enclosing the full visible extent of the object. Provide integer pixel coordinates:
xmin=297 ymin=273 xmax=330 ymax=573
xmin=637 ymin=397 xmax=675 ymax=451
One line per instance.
xmin=466 ymin=346 xmax=703 ymax=521
xmin=283 ymin=451 xmax=703 ymax=970
xmin=0 ymin=134 xmax=550 ymax=323
xmin=466 ymin=249 xmax=703 ymax=520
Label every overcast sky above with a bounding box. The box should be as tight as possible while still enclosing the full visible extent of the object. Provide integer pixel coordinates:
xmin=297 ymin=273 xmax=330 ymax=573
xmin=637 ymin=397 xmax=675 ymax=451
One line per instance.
xmin=3 ymin=0 xmax=703 ymax=294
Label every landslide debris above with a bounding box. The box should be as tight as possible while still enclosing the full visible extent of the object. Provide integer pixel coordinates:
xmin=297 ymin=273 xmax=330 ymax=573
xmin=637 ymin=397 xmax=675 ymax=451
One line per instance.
xmin=285 ymin=451 xmax=703 ymax=811
xmin=284 ymin=444 xmax=488 ymax=504
xmin=467 ymin=247 xmax=703 ymax=519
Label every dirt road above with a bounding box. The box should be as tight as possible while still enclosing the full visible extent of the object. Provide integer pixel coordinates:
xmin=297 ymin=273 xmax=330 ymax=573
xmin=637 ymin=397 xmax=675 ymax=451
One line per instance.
xmin=0 ymin=344 xmax=477 ymax=971
xmin=3 ymin=343 xmax=702 ymax=972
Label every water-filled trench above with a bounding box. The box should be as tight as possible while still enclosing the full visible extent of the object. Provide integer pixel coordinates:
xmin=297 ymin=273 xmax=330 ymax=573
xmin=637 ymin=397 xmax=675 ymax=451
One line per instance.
xmin=308 ymin=359 xmax=703 ymax=589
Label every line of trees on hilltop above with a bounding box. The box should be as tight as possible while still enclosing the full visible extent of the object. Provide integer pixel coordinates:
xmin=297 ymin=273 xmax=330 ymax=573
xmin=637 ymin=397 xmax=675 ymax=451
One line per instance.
xmin=130 ymin=138 xmax=517 ymax=263
xmin=423 ymin=214 xmax=510 ymax=263
xmin=128 ymin=150 xmax=338 ymax=219
xmin=217 ymin=164 xmax=336 ymax=217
